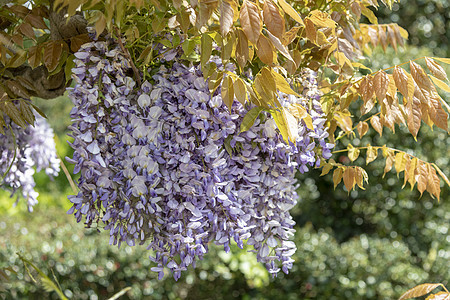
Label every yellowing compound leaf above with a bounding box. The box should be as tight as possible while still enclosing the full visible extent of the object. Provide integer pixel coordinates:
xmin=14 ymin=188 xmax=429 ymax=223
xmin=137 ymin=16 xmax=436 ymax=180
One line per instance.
xmin=431 ymin=57 xmax=450 ymax=65
xmin=333 ymin=167 xmax=343 ymax=189
xmin=359 ymin=76 xmax=374 ymax=103
xmin=425 ymin=57 xmax=448 ymax=81
xmin=370 ymin=115 xmax=383 ymax=136
xmin=240 ymin=106 xmax=263 ymax=132
xmin=256 ymin=35 xmax=275 ymax=65
xmin=357 ymin=121 xmax=369 ymax=138
xmin=221 ymin=76 xmax=234 ymax=112
xmin=347 ymin=144 xmax=360 ymax=162
xmin=263 ymin=0 xmax=285 ymax=38
xmin=366 ymin=144 xmax=378 ymax=164
xmin=399 ymin=283 xmax=444 ymax=300
xmin=278 ymin=0 xmax=304 ymax=25
xmin=240 ymin=0 xmax=262 ymax=44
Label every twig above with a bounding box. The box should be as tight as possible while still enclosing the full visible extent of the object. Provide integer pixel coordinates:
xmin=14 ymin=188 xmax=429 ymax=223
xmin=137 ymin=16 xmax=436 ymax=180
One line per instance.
xmin=115 ymin=28 xmax=142 ymax=86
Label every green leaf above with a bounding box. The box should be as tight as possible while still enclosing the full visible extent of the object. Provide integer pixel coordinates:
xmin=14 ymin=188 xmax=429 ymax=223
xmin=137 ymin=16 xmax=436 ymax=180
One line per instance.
xmin=240 ymin=106 xmax=263 ymax=132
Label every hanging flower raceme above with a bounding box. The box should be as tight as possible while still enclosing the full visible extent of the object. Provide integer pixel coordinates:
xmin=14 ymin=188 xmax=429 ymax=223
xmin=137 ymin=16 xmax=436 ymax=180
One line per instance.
xmin=0 ymin=114 xmax=60 ymax=211
xmin=67 ymin=38 xmax=333 ymax=280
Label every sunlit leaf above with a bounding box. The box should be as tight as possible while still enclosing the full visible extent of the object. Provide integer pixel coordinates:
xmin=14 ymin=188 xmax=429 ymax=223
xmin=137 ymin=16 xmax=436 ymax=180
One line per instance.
xmin=425 ymin=292 xmax=450 ymax=300
xmin=240 ymin=106 xmax=263 ymax=132
xmin=263 ymin=0 xmax=285 ymax=38
xmin=366 ymin=144 xmax=378 ymax=164
xmin=343 ymin=167 xmax=355 ymax=192
xmin=333 ymin=167 xmax=343 ymax=189
xmin=370 ymin=115 xmax=383 ymax=136
xmin=256 ymin=35 xmax=275 ymax=65
xmin=220 ymin=0 xmax=236 ymax=36
xmin=425 ymin=57 xmax=448 ymax=81
xmin=240 ymin=0 xmax=262 ymax=44
xmin=234 ymin=78 xmax=247 ymax=105
xmin=429 ymin=75 xmax=450 ymax=93
xmin=347 ymin=144 xmax=360 ymax=162
xmin=221 ymin=76 xmax=234 ymax=112
xmin=399 ymin=283 xmax=444 ymax=300
xmin=278 ymin=0 xmax=304 ymax=26
xmin=271 ymin=70 xmax=299 ymax=96
xmin=357 ymin=121 xmax=369 ymax=138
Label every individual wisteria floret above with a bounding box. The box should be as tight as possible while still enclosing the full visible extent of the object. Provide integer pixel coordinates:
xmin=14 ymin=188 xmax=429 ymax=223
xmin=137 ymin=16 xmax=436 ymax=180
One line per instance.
xmin=67 ymin=38 xmax=333 ymax=280
xmin=0 ymin=114 xmax=60 ymax=211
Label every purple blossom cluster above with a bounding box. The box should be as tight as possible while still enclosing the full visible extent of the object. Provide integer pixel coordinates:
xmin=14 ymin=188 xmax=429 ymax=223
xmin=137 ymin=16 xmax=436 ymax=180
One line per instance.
xmin=0 ymin=114 xmax=60 ymax=211
xmin=67 ymin=39 xmax=333 ymax=280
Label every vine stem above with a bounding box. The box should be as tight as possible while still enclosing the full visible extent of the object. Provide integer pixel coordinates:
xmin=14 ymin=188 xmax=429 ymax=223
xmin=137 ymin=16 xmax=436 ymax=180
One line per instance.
xmin=115 ymin=27 xmax=142 ymax=86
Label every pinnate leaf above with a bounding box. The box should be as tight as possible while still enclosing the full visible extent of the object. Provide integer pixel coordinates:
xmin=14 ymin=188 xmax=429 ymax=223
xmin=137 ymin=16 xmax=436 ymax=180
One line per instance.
xmin=256 ymin=35 xmax=275 ymax=65
xmin=333 ymin=167 xmax=343 ymax=189
xmin=373 ymin=71 xmax=389 ymax=101
xmin=406 ymin=96 xmax=422 ymax=138
xmin=234 ymin=78 xmax=247 ymax=105
xmin=393 ymin=66 xmax=415 ymax=102
xmin=343 ymin=167 xmax=356 ymax=192
xmin=220 ymin=0 xmax=236 ymax=36
xmin=426 ymin=164 xmax=441 ymax=201
xmin=429 ymin=75 xmax=450 ymax=93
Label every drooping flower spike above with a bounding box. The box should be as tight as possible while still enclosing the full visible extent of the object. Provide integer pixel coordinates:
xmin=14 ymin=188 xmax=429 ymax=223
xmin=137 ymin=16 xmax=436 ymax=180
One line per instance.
xmin=67 ymin=37 xmax=333 ymax=280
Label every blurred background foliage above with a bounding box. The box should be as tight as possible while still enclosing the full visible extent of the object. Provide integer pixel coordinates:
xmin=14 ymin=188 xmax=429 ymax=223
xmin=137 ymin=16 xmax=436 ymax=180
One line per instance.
xmin=1 ymin=2 xmax=449 ymax=299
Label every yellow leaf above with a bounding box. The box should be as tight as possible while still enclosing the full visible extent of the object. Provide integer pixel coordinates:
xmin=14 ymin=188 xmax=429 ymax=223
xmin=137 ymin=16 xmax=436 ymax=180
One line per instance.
xmin=343 ymin=167 xmax=356 ymax=192
xmin=333 ymin=167 xmax=343 ymax=189
xmin=366 ymin=144 xmax=378 ymax=164
xmin=357 ymin=121 xmax=369 ymax=138
xmin=220 ymin=0 xmax=237 ymax=36
xmin=417 ymin=161 xmax=428 ymax=196
xmin=283 ymin=108 xmax=299 ymax=143
xmin=234 ymin=78 xmax=247 ymax=105
xmin=263 ymin=0 xmax=285 ymax=39
xmin=240 ymin=0 xmax=262 ymax=44
xmin=277 ymin=0 xmax=305 ymax=26
xmin=271 ymin=109 xmax=289 ymax=143
xmin=370 ymin=115 xmax=383 ymax=136
xmin=383 ymin=154 xmax=394 ymax=177
xmin=432 ymin=57 xmax=450 ymax=65
xmin=256 ymin=35 xmax=275 ymax=65
xmin=308 ymin=10 xmax=336 ymax=28
xmin=266 ymin=30 xmax=295 ymax=63
xmin=429 ymin=75 xmax=450 ymax=93
xmin=425 ymin=292 xmax=450 ymax=300
xmin=373 ymin=71 xmax=389 ymax=101
xmin=282 ymin=26 xmax=300 ymax=46
xmin=235 ymin=29 xmax=249 ymax=70
xmin=406 ymin=96 xmax=422 ymax=138
xmin=407 ymin=157 xmax=418 ymax=189
xmin=431 ymin=163 xmax=450 ymax=187
xmin=393 ymin=66 xmax=415 ymax=103
xmin=320 ymin=163 xmax=333 ymax=176
xmin=221 ymin=76 xmax=234 ymax=112
xmin=271 ymin=70 xmax=299 ymax=96
xmin=399 ymin=283 xmax=444 ymax=300
xmin=355 ymin=167 xmax=368 ymax=190
xmin=394 ymin=152 xmax=406 ymax=174
xmin=292 ymin=104 xmax=314 ymax=130
xmin=426 ymin=164 xmax=441 ymax=201
xmin=425 ymin=57 xmax=448 ymax=81
xmin=347 ymin=144 xmax=360 ymax=162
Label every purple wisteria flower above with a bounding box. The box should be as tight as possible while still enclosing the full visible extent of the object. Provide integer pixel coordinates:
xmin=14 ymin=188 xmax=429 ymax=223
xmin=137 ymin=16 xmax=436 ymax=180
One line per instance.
xmin=67 ymin=37 xmax=333 ymax=280
xmin=0 ymin=114 xmax=60 ymax=211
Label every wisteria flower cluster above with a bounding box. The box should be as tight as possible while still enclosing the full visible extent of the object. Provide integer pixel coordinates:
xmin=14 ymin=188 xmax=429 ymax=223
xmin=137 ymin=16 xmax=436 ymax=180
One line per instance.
xmin=67 ymin=38 xmax=333 ymax=280
xmin=0 ymin=114 xmax=60 ymax=211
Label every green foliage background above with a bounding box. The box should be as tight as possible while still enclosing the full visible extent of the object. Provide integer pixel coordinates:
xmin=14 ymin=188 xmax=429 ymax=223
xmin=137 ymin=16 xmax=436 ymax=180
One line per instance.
xmin=1 ymin=4 xmax=449 ymax=299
